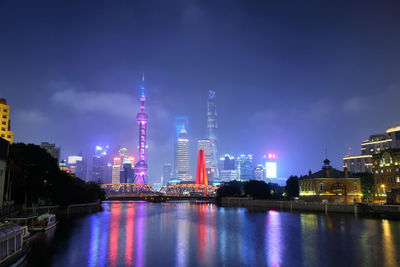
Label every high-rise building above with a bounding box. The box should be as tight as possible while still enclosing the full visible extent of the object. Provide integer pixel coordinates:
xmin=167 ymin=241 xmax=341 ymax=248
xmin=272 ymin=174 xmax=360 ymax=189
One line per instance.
xmin=174 ymin=116 xmax=188 ymax=176
xmin=219 ymin=170 xmax=237 ymax=182
xmin=254 ymin=164 xmax=264 ymax=180
xmin=120 ymin=162 xmax=135 ymax=183
xmin=220 ymin=154 xmax=235 ymax=170
xmin=264 ymin=153 xmax=277 ymax=179
xmin=163 ymin=163 xmax=172 ymax=186
xmin=41 ymin=142 xmax=61 ymax=162
xmin=59 ymin=159 xmax=68 ymax=172
xmin=177 ymin=126 xmax=190 ymax=181
xmin=343 ymin=124 xmax=400 ymax=173
xmin=207 ymin=91 xmax=219 ymax=180
xmin=237 ymin=154 xmax=253 ymax=181
xmin=67 ymin=155 xmax=86 ymax=179
xmin=0 ymin=99 xmax=14 ymax=144
xmin=112 ymin=156 xmax=122 ymax=184
xmin=91 ymin=145 xmax=110 ymax=183
xmin=134 ymin=75 xmax=149 ymax=185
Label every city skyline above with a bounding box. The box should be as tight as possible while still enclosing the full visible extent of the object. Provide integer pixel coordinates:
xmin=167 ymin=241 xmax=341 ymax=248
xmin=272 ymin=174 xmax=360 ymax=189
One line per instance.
xmin=2 ymin=2 xmax=400 ymax=185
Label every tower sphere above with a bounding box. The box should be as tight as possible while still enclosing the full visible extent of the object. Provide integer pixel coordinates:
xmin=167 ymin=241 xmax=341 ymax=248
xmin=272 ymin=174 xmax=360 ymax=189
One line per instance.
xmin=136 ymin=112 xmax=149 ymax=123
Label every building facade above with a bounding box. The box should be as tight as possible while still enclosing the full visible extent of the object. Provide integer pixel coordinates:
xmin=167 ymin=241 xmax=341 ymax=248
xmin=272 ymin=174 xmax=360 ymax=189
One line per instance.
xmin=41 ymin=142 xmax=60 ymax=162
xmin=236 ymin=154 xmax=253 ymax=181
xmin=177 ymin=127 xmax=190 ymax=181
xmin=253 ymin=164 xmax=264 ymax=180
xmin=163 ymin=163 xmax=172 ymax=186
xmin=372 ymin=149 xmax=400 ymax=203
xmin=207 ymin=91 xmax=219 ymax=180
xmin=343 ymin=124 xmax=400 ymax=173
xmin=299 ymin=159 xmax=362 ymax=204
xmin=0 ymin=99 xmax=14 ymax=144
xmin=91 ymin=145 xmax=111 ymax=183
xmin=174 ymin=116 xmax=188 ymax=177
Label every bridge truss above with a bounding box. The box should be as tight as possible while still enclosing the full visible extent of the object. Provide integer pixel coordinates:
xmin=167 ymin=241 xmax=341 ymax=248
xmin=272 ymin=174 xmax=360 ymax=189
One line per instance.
xmin=101 ymin=183 xmax=155 ymax=197
xmin=160 ymin=184 xmax=219 ymax=196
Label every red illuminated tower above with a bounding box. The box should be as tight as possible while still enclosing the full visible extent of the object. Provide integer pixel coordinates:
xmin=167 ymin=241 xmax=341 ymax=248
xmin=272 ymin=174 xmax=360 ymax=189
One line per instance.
xmin=196 ymin=150 xmax=208 ymax=185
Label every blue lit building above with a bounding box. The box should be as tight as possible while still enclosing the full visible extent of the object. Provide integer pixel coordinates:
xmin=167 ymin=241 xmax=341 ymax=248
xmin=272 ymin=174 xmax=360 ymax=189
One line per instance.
xmin=174 ymin=116 xmax=188 ymax=177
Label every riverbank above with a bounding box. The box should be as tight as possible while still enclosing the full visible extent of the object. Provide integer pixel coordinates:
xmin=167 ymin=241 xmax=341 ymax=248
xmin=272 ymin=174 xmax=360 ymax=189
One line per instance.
xmin=221 ymin=197 xmax=400 ymax=219
xmin=23 ymin=202 xmax=102 ymax=218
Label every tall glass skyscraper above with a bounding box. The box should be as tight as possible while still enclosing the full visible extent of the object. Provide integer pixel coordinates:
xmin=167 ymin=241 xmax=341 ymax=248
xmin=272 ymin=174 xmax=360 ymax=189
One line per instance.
xmin=207 ymin=91 xmax=219 ymax=180
xmin=197 ymin=139 xmax=215 ymax=180
xmin=177 ymin=126 xmax=190 ymax=181
xmin=174 ymin=116 xmax=188 ymax=177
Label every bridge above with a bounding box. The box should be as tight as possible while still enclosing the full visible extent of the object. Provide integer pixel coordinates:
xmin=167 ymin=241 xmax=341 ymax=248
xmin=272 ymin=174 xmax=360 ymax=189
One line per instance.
xmin=101 ymin=183 xmax=156 ymax=198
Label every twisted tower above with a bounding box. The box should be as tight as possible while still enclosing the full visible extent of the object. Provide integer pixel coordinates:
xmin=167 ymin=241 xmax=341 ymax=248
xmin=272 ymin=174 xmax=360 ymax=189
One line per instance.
xmin=134 ymin=74 xmax=149 ymax=185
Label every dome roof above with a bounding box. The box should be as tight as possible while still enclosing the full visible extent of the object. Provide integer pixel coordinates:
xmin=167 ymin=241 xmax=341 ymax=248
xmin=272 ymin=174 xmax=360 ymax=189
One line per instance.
xmin=134 ymin=160 xmax=148 ymax=171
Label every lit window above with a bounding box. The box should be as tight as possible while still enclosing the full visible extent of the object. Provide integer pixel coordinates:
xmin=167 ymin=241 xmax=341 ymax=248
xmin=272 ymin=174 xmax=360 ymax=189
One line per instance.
xmin=320 ymin=183 xmax=323 ymax=191
xmin=397 ymin=177 xmax=400 ymax=183
xmin=353 ymin=183 xmax=357 ymax=191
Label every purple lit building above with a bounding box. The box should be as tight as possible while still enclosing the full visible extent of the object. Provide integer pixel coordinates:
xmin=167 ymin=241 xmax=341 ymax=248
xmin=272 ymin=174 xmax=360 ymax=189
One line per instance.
xmin=134 ymin=75 xmax=149 ymax=185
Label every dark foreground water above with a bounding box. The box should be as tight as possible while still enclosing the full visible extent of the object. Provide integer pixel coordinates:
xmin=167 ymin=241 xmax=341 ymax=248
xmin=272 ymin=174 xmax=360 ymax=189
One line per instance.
xmin=26 ymin=201 xmax=400 ymax=267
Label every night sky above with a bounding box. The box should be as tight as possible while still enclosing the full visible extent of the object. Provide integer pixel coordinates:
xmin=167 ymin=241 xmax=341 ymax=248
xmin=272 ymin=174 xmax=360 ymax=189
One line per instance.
xmin=1 ymin=1 xmax=400 ymax=184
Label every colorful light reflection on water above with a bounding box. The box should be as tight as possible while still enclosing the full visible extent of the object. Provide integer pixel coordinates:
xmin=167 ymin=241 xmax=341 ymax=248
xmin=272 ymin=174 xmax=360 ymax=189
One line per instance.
xmin=27 ymin=201 xmax=400 ymax=267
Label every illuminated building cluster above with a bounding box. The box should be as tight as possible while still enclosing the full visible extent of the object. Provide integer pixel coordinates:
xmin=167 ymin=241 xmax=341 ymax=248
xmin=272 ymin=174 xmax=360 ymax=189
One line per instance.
xmin=343 ymin=124 xmax=400 ymax=173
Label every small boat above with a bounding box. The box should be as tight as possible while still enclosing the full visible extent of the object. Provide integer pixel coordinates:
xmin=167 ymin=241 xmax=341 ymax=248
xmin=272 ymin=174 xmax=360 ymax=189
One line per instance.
xmin=0 ymin=224 xmax=27 ymax=266
xmin=31 ymin=213 xmax=57 ymax=232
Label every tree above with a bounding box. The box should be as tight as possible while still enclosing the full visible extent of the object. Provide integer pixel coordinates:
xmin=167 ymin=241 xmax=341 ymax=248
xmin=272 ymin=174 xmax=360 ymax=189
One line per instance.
xmin=244 ymin=180 xmax=270 ymax=199
xmin=355 ymin=172 xmax=374 ymax=203
xmin=285 ymin=176 xmax=299 ymax=198
xmin=8 ymin=143 xmax=105 ymax=207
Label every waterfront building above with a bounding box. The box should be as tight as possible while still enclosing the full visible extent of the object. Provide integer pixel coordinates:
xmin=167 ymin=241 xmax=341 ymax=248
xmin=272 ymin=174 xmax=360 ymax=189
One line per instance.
xmin=111 ymin=148 xmax=134 ymax=184
xmin=41 ymin=142 xmax=60 ymax=162
xmin=342 ymin=155 xmax=372 ymax=173
xmin=207 ymin=91 xmax=219 ymax=180
xmin=174 ymin=116 xmax=188 ymax=177
xmin=236 ymin=154 xmax=253 ymax=181
xmin=0 ymin=137 xmax=9 ymax=207
xmin=0 ymin=99 xmax=14 ymax=144
xmin=372 ymin=149 xmax=400 ymax=204
xmin=134 ymin=75 xmax=149 ymax=185
xmin=177 ymin=126 xmax=190 ymax=181
xmin=163 ymin=163 xmax=172 ymax=186
xmin=299 ymin=158 xmax=362 ymax=204
xmin=343 ymin=124 xmax=400 ymax=173
xmin=253 ymin=164 xmax=264 ymax=180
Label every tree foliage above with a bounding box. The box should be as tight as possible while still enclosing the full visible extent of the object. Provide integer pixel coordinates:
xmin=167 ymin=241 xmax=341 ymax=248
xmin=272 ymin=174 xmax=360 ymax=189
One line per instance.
xmin=354 ymin=172 xmax=374 ymax=203
xmin=8 ymin=143 xmax=105 ymax=207
xmin=285 ymin=176 xmax=299 ymax=198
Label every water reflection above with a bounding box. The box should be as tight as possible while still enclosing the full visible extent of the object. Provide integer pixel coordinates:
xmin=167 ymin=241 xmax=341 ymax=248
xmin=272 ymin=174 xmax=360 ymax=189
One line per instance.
xmin=27 ymin=201 xmax=400 ymax=267
xmin=266 ymin=210 xmax=282 ymax=267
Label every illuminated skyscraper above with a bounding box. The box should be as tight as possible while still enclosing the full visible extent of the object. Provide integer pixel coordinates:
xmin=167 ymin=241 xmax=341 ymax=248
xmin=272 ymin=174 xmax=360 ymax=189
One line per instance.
xmin=264 ymin=153 xmax=277 ymax=179
xmin=207 ymin=91 xmax=219 ymax=180
xmin=197 ymin=139 xmax=216 ymax=179
xmin=174 ymin=116 xmax=188 ymax=176
xmin=163 ymin=163 xmax=172 ymax=186
xmin=177 ymin=126 xmax=190 ymax=181
xmin=237 ymin=154 xmax=253 ymax=181
xmin=0 ymin=99 xmax=14 ymax=143
xmin=91 ymin=145 xmax=110 ymax=183
xmin=253 ymin=164 xmax=264 ymax=180
xmin=134 ymin=75 xmax=149 ymax=185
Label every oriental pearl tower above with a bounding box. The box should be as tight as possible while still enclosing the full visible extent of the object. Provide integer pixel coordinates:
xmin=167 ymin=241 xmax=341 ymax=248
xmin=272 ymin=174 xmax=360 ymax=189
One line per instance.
xmin=134 ymin=74 xmax=149 ymax=185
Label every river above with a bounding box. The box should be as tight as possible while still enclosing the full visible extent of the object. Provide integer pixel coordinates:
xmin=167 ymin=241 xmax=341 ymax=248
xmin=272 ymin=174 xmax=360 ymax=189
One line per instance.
xmin=26 ymin=201 xmax=400 ymax=266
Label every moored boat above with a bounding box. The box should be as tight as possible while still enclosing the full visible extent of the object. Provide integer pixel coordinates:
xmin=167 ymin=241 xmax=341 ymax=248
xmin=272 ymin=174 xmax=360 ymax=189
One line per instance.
xmin=31 ymin=213 xmax=57 ymax=232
